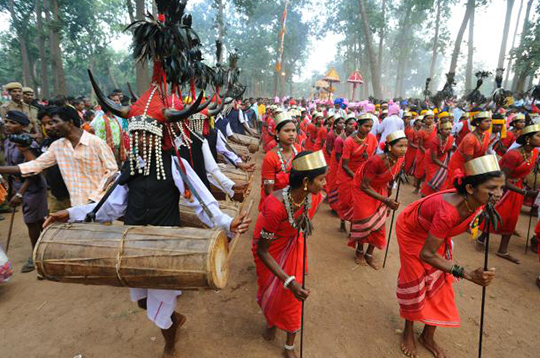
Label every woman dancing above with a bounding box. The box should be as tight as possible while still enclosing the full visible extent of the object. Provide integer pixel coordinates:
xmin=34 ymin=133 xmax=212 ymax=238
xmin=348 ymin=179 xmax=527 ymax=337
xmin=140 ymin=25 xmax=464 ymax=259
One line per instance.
xmin=420 ymin=122 xmax=454 ymax=197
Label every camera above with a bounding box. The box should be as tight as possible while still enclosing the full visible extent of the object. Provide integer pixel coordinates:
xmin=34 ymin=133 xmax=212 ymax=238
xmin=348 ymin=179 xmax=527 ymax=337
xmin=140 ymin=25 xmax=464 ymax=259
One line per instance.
xmin=8 ymin=134 xmax=33 ymax=147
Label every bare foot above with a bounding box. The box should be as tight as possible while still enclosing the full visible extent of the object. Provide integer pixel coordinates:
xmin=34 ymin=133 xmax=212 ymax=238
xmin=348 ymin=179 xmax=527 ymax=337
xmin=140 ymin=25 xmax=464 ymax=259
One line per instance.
xmin=365 ymin=254 xmax=381 ymax=270
xmin=496 ymin=252 xmax=521 ymax=264
xmin=339 ymin=221 xmax=347 ymax=233
xmin=419 ymin=334 xmax=448 ymax=358
xmin=355 ymin=249 xmax=367 ymax=266
xmin=262 ymin=326 xmax=276 ymax=341
xmin=401 ymin=329 xmax=418 ymax=358
xmin=162 ymin=347 xmax=178 ymax=358
xmin=283 ymin=348 xmax=298 ymax=358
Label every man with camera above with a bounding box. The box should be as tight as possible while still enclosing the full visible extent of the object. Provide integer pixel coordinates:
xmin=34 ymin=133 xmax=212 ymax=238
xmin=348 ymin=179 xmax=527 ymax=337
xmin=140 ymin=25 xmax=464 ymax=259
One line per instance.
xmin=2 ymin=110 xmax=48 ymax=273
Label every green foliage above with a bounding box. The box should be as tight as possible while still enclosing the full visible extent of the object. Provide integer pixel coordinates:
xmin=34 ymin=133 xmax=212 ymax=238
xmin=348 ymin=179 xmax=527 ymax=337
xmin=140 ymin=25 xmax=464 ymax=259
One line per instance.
xmin=511 ymin=2 xmax=540 ymax=80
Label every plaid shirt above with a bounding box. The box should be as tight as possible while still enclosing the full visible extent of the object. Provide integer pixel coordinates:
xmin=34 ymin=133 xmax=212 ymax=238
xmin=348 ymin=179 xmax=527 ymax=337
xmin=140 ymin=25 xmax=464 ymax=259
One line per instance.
xmin=19 ymin=131 xmax=118 ymax=206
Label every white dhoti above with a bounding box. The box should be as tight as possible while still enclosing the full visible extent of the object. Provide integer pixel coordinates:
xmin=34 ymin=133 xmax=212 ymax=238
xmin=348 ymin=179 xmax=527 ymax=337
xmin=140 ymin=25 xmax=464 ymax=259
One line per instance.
xmin=130 ymin=288 xmax=182 ymax=329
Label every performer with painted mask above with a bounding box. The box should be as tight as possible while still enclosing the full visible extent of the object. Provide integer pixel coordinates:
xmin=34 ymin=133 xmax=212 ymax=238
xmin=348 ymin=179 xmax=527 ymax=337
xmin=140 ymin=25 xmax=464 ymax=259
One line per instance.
xmin=335 ymin=113 xmax=377 ymax=232
xmin=397 ymin=155 xmax=502 ymax=358
xmin=260 ymin=112 xmax=302 ymax=210
xmin=328 ymin=114 xmax=356 ymax=214
xmin=476 ymin=124 xmax=540 ymax=264
xmin=45 ymin=114 xmax=251 ymax=358
xmin=420 ymin=122 xmax=454 ymax=197
xmin=253 ymin=150 xmax=327 ymax=358
xmin=443 ymin=111 xmax=492 ymax=189
xmin=349 ymin=130 xmax=407 ymax=268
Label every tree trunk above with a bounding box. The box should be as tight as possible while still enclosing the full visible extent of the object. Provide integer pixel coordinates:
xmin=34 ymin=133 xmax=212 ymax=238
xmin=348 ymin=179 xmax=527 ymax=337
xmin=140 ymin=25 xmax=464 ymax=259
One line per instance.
xmin=377 ymin=0 xmax=386 ymax=73
xmin=8 ymin=0 xmax=33 ymax=89
xmin=449 ymin=0 xmax=475 ymax=74
xmin=512 ymin=0 xmax=534 ymax=92
xmin=126 ymin=0 xmax=135 ymax=23
xmin=135 ymin=0 xmax=150 ymax=94
xmin=50 ymin=0 xmax=66 ymax=95
xmin=35 ymin=0 xmax=49 ymax=99
xmin=216 ymin=0 xmax=225 ymax=63
xmin=428 ymin=0 xmax=442 ymax=89
xmin=465 ymin=0 xmax=475 ymax=92
xmin=495 ymin=0 xmax=515 ymax=89
xmin=357 ymin=0 xmax=382 ymax=99
xmin=504 ymin=0 xmax=524 ymax=88
xmin=394 ymin=3 xmax=412 ymax=97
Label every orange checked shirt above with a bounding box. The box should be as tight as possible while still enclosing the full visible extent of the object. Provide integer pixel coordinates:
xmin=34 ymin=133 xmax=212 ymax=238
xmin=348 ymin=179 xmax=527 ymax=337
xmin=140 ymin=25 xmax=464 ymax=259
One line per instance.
xmin=18 ymin=131 xmax=118 ymax=206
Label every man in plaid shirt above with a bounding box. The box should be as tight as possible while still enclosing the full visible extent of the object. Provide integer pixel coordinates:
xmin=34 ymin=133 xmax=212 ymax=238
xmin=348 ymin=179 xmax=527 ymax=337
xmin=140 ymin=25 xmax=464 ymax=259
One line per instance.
xmin=0 ymin=106 xmax=118 ymax=206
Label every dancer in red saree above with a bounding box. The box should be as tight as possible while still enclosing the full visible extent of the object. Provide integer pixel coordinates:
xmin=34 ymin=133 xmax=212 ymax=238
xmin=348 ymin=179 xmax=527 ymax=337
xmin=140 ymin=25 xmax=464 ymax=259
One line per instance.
xmin=405 ymin=116 xmax=422 ymax=176
xmin=349 ymin=130 xmax=407 ymax=268
xmin=253 ymin=151 xmax=328 ymax=358
xmin=413 ymin=111 xmax=436 ymax=194
xmin=305 ymin=112 xmax=322 ymax=151
xmin=260 ymin=113 xmax=301 ymax=210
xmin=397 ymin=155 xmax=503 ymax=358
xmin=328 ymin=116 xmax=356 ymax=213
xmin=335 ymin=114 xmax=377 ymax=231
xmin=476 ymin=124 xmax=540 ymax=264
xmin=420 ymin=122 xmax=454 ymax=197
xmin=443 ymin=111 xmax=492 ymax=189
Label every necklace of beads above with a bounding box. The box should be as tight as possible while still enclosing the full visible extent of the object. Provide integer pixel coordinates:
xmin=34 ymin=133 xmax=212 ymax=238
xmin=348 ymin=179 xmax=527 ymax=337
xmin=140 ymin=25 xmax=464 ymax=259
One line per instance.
xmin=520 ymin=147 xmax=532 ymax=165
xmin=277 ymin=143 xmax=298 ymax=174
xmin=283 ymin=186 xmax=312 ymax=231
xmin=438 ymin=134 xmax=449 ymax=155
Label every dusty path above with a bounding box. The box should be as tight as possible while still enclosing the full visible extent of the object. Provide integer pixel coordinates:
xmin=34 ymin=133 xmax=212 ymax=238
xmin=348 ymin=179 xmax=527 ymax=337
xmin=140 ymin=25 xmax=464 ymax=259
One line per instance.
xmin=0 ymin=153 xmax=538 ymax=358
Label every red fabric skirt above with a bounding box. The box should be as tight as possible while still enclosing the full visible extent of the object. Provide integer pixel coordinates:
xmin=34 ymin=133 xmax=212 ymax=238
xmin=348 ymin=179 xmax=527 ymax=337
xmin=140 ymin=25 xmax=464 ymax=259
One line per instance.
xmin=349 ymin=190 xmax=388 ymax=249
xmin=414 ymin=150 xmax=426 ymax=179
xmin=404 ymin=147 xmax=417 ymax=175
xmin=484 ymin=186 xmax=525 ymax=235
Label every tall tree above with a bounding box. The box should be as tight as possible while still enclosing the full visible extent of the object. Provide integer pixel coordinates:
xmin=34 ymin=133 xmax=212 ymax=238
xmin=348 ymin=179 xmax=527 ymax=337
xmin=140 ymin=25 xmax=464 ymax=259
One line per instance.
xmin=512 ymin=0 xmax=535 ymax=92
xmin=428 ymin=0 xmax=442 ymax=88
xmin=504 ymin=0 xmax=524 ymax=88
xmin=7 ymin=0 xmax=34 ymax=88
xmin=357 ymin=0 xmax=382 ymax=98
xmin=465 ymin=0 xmax=475 ymax=92
xmin=35 ymin=0 xmax=49 ymax=99
xmin=377 ymin=0 xmax=386 ymax=73
xmin=133 ymin=0 xmax=151 ymax=94
xmin=214 ymin=0 xmax=226 ymax=63
xmin=495 ymin=0 xmax=515 ymax=89
xmin=448 ymin=0 xmax=475 ymax=74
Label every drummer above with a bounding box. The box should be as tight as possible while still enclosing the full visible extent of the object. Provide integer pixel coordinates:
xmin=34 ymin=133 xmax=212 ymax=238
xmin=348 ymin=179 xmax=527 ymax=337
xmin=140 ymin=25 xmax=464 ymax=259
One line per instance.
xmin=45 ymin=115 xmax=251 ymax=358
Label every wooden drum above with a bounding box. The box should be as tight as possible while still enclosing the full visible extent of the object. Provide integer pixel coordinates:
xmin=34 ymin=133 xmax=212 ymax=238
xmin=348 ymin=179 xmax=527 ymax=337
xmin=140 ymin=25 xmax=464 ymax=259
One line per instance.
xmin=210 ymin=164 xmax=251 ymax=202
xmin=33 ymin=223 xmax=229 ymax=290
xmin=235 ymin=133 xmax=259 ymax=153
xmin=228 ymin=142 xmax=250 ymax=158
xmin=180 ymin=200 xmax=240 ymax=228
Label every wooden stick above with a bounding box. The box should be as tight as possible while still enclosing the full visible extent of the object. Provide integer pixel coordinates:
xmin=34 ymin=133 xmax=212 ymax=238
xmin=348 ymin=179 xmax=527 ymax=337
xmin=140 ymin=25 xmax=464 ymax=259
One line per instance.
xmin=300 ymin=230 xmax=307 ymax=358
xmin=225 ymin=200 xmax=254 ymax=267
xmin=478 ymin=211 xmax=491 ymax=358
xmin=383 ymin=176 xmax=402 ymax=268
xmin=4 ymin=207 xmax=16 ymax=253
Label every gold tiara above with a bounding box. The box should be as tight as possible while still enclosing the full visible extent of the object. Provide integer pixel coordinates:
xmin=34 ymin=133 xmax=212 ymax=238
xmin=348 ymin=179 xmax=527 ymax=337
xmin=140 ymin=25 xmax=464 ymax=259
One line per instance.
xmin=512 ymin=113 xmax=525 ymax=121
xmin=274 ymin=112 xmax=292 ymax=127
xmin=347 ymin=113 xmax=357 ymax=120
xmin=386 ymin=130 xmax=407 ymax=143
xmin=358 ymin=113 xmax=372 ymax=121
xmin=474 ymin=111 xmax=492 ymax=119
xmin=464 ymin=155 xmax=500 ymax=176
xmin=520 ymin=124 xmax=540 ymax=136
xmin=292 ymin=150 xmax=327 ymax=172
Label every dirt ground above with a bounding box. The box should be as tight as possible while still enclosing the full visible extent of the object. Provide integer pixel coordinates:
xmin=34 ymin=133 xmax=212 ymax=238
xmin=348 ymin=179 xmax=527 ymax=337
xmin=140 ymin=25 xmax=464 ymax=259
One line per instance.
xmin=1 ymin=153 xmax=539 ymax=358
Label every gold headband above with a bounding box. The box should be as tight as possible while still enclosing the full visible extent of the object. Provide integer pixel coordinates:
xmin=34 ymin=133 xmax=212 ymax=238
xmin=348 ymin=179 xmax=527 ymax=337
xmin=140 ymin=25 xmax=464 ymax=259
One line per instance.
xmin=520 ymin=124 xmax=540 ymax=136
xmin=346 ymin=113 xmax=357 ymax=120
xmin=386 ymin=130 xmax=407 ymax=143
xmin=424 ymin=110 xmax=434 ymax=117
xmin=403 ymin=111 xmax=412 ymax=118
xmin=292 ymin=150 xmax=327 ymax=171
xmin=358 ymin=113 xmax=372 ymax=121
xmin=464 ymin=155 xmax=500 ymax=176
xmin=512 ymin=113 xmax=525 ymax=121
xmin=474 ymin=111 xmax=492 ymax=120
xmin=274 ymin=112 xmax=292 ymax=127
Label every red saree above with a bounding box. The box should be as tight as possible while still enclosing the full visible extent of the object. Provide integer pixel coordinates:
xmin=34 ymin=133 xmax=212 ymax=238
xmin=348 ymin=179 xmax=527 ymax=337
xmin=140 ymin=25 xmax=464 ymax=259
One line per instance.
xmin=443 ymin=132 xmax=489 ymax=189
xmin=305 ymin=123 xmax=318 ymax=151
xmin=420 ymin=134 xmax=454 ymax=196
xmin=252 ymin=192 xmax=323 ymax=332
xmin=485 ymin=149 xmax=538 ymax=235
xmin=335 ymin=134 xmax=378 ymax=221
xmin=349 ymin=155 xmax=404 ymax=249
xmin=396 ymin=191 xmax=481 ymax=326
xmin=404 ymin=128 xmax=419 ymax=175
xmin=328 ymin=136 xmax=345 ymax=212
xmin=414 ymin=128 xmax=436 ymax=179
xmin=259 ymin=144 xmax=302 ymax=210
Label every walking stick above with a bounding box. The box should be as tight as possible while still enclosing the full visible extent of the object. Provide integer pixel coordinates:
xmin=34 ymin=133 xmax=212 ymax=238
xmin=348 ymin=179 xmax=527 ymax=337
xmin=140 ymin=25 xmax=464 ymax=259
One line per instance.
xmin=525 ymin=164 xmax=539 ymax=254
xmin=478 ymin=202 xmax=493 ymax=358
xmin=300 ymin=230 xmax=307 ymax=358
xmin=4 ymin=207 xmax=16 ymax=253
xmin=383 ymin=172 xmax=402 ymax=268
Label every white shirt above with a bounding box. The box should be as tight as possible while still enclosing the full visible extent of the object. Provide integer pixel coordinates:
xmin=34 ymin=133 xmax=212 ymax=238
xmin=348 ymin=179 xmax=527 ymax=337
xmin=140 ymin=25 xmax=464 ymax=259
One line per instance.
xmin=369 ymin=113 xmax=379 ymax=136
xmin=67 ymin=156 xmax=233 ymax=236
xmin=376 ymin=114 xmax=404 ymax=153
xmin=216 ymin=130 xmax=242 ymax=164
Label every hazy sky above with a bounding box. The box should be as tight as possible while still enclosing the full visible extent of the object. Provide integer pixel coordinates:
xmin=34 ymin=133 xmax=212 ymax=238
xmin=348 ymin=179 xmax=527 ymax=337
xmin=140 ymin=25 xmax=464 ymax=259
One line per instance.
xmin=301 ymin=1 xmax=535 ymax=84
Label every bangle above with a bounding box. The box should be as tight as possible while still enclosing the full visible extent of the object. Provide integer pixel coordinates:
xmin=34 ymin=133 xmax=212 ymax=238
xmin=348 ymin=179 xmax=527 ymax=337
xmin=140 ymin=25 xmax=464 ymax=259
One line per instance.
xmin=450 ymin=264 xmax=465 ymax=278
xmin=283 ymin=276 xmax=296 ymax=289
xmin=15 ymin=193 xmax=23 ymax=199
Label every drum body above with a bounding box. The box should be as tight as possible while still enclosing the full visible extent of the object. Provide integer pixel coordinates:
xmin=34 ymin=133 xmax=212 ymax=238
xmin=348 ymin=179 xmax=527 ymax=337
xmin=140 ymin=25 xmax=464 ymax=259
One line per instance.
xmin=34 ymin=223 xmax=229 ymax=290
xmin=210 ymin=164 xmax=251 ymax=202
xmin=235 ymin=134 xmax=259 ymax=153
xmin=180 ymin=200 xmax=240 ymax=228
